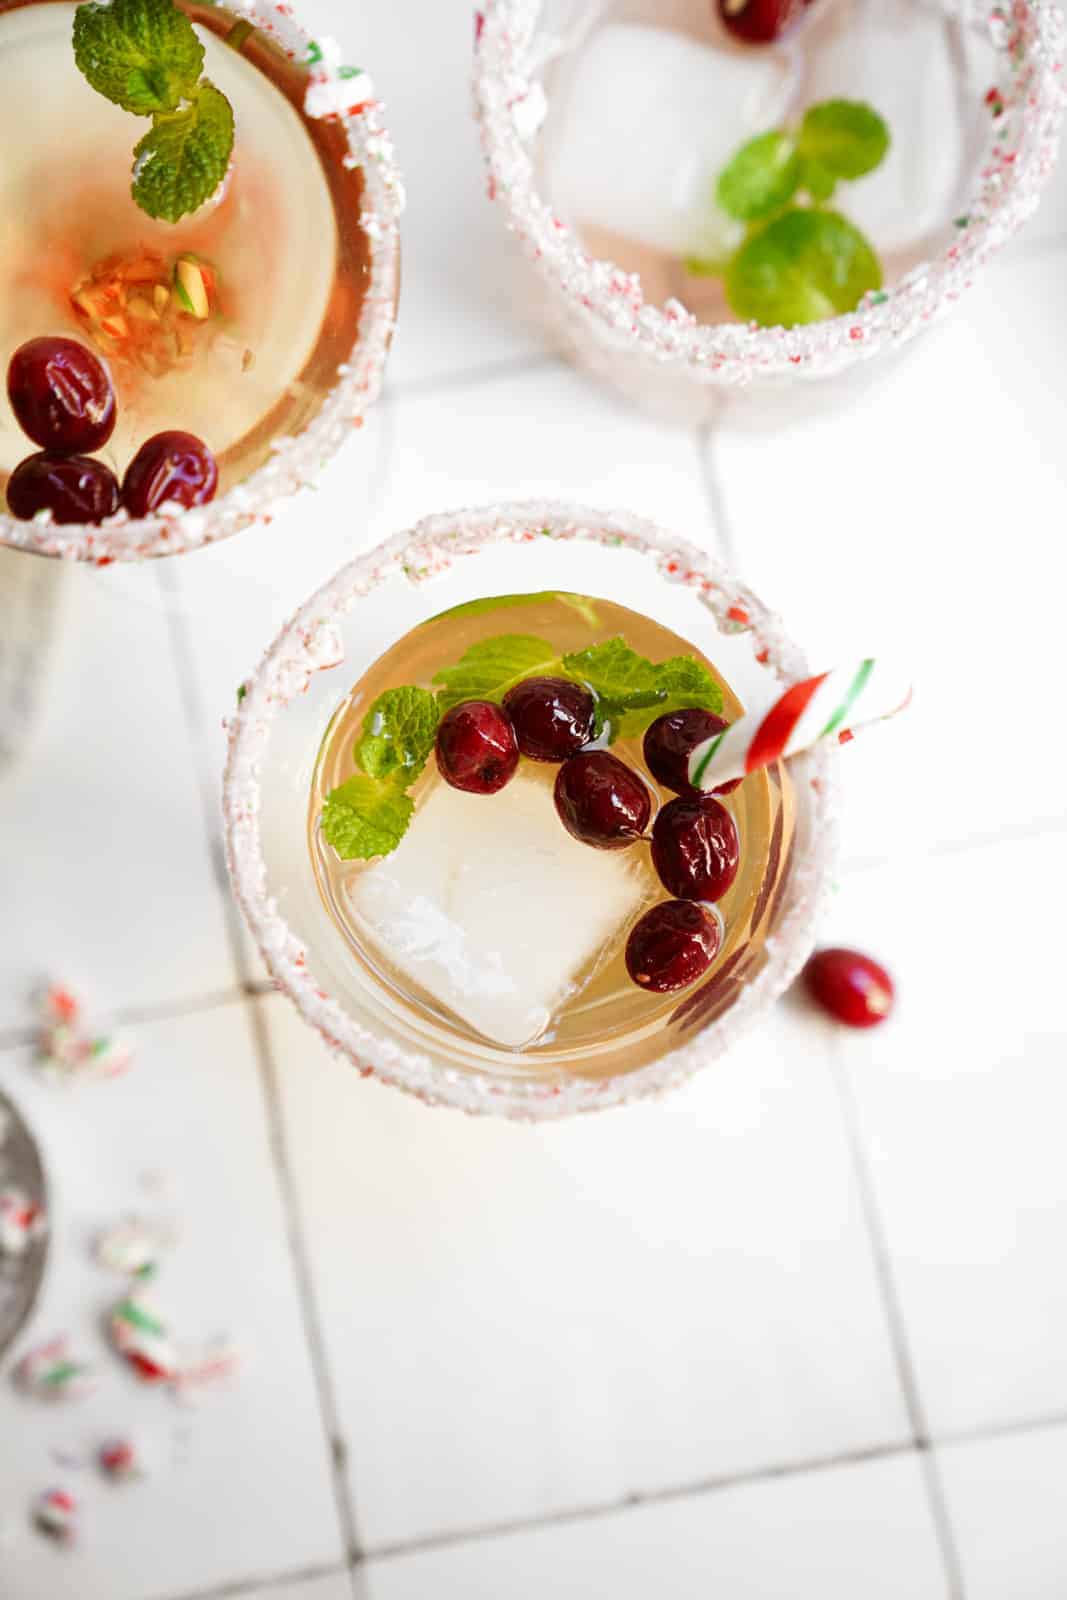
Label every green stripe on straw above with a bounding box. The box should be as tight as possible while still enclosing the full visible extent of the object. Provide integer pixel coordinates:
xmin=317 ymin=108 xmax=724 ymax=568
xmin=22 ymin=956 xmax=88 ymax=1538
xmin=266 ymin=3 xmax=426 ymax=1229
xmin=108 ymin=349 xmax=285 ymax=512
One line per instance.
xmin=691 ymin=727 xmax=728 ymax=787
xmin=818 ymin=658 xmax=874 ymax=741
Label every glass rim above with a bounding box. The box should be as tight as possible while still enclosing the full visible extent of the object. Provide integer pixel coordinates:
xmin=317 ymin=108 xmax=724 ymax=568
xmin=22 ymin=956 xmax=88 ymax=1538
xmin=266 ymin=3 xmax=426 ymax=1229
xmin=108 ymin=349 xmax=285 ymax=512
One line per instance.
xmin=223 ymin=499 xmax=841 ymax=1120
xmin=472 ymin=0 xmax=1066 ymax=385
xmin=0 ymin=0 xmax=403 ymax=563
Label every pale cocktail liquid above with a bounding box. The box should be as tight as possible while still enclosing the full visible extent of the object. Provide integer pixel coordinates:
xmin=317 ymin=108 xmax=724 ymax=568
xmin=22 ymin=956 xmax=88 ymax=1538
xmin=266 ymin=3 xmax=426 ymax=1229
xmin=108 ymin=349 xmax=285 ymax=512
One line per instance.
xmin=0 ymin=0 xmax=369 ymax=493
xmin=309 ymin=594 xmax=797 ymax=1071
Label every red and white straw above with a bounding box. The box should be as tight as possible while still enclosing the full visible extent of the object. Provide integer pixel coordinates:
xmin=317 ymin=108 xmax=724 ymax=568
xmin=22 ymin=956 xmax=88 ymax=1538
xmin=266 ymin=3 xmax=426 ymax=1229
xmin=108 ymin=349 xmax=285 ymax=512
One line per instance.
xmin=689 ymin=659 xmax=911 ymax=791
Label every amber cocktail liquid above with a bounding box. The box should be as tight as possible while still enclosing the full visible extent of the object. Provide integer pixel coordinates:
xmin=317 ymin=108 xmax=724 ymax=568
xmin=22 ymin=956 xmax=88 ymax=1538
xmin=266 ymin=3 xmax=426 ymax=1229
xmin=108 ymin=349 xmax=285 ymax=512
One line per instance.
xmin=309 ymin=593 xmax=796 ymax=1071
xmin=0 ymin=0 xmax=370 ymax=494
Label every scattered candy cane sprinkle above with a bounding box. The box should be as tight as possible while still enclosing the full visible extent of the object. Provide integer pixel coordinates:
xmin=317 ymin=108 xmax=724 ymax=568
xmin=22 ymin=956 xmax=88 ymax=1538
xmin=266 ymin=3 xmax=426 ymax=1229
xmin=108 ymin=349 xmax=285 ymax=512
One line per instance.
xmin=32 ymin=1489 xmax=77 ymax=1545
xmin=109 ymin=1292 xmax=179 ymax=1385
xmin=15 ymin=1337 xmax=97 ymax=1404
xmin=0 ymin=1187 xmax=46 ymax=1258
xmin=98 ymin=1437 xmax=143 ymax=1483
xmin=36 ymin=983 xmax=133 ymax=1085
xmin=94 ymin=1217 xmax=173 ymax=1279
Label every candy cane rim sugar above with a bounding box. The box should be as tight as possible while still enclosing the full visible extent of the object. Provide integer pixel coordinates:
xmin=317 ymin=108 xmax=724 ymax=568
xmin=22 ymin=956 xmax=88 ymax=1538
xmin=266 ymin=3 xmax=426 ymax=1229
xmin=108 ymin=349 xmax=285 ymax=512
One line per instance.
xmin=224 ymin=501 xmax=839 ymax=1119
xmin=0 ymin=0 xmax=401 ymax=560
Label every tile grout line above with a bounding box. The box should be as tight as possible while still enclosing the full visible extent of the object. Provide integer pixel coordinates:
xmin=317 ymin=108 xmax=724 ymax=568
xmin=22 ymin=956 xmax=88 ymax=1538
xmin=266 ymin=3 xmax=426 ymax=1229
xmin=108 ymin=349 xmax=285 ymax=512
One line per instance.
xmin=361 ymin=1439 xmax=918 ymax=1565
xmin=245 ymin=991 xmax=365 ymax=1569
xmin=830 ymin=1044 xmax=966 ymax=1600
xmin=696 ymin=422 xmax=739 ymax=571
xmin=156 ymin=1558 xmax=348 ymax=1600
xmin=154 ymin=569 xmax=366 ymax=1571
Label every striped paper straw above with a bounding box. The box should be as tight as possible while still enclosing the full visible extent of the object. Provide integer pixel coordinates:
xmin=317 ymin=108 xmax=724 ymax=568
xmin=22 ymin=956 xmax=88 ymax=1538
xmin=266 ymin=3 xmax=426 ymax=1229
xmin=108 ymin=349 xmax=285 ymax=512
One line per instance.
xmin=688 ymin=660 xmax=911 ymax=791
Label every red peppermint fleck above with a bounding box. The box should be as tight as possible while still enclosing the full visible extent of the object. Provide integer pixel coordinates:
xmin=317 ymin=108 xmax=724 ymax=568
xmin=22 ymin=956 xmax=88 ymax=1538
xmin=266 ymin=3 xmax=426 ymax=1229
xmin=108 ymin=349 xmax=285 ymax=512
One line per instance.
xmin=726 ymin=605 xmax=750 ymax=625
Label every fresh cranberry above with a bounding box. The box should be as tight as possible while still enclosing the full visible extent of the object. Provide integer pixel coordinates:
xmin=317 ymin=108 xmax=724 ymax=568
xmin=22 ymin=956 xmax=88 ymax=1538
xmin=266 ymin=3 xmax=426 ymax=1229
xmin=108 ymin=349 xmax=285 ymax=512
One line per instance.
xmin=554 ymin=750 xmax=651 ymax=849
xmin=502 ymin=675 xmax=596 ymax=762
xmin=626 ymin=900 xmax=721 ymax=993
xmin=651 ymin=794 xmax=740 ymax=902
xmin=436 ymin=700 xmax=519 ymax=794
xmin=122 ymin=430 xmax=218 ymax=517
xmin=6 ymin=451 xmax=120 ymax=525
xmin=803 ymin=947 xmax=894 ymax=1028
xmin=718 ymin=0 xmax=813 ymax=44
xmin=643 ymin=707 xmax=740 ymax=797
xmin=7 ymin=337 xmax=116 ymax=453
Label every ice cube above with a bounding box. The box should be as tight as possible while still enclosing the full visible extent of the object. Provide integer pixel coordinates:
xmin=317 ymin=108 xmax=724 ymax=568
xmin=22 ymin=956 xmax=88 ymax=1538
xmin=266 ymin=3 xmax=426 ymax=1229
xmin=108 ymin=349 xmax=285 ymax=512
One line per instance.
xmin=542 ymin=23 xmax=794 ymax=261
xmin=348 ymin=774 xmax=652 ymax=1051
xmin=804 ymin=10 xmax=967 ymax=258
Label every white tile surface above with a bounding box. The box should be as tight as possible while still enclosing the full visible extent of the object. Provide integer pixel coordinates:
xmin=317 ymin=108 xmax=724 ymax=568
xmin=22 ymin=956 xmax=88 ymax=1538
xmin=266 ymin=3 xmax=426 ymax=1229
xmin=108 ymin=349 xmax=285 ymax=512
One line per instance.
xmin=939 ymin=1425 xmax=1067 ymax=1600
xmin=265 ymin=993 xmax=909 ymax=1549
xmin=0 ymin=563 xmax=236 ymax=1031
xmin=820 ymin=829 xmax=1067 ymax=1436
xmin=0 ymin=1006 xmax=345 ymax=1600
xmin=709 ymin=246 xmax=1067 ymax=870
xmin=376 ymin=361 xmax=715 ymax=540
xmin=292 ymin=0 xmax=544 ymax=389
xmin=365 ymin=1453 xmax=947 ymax=1600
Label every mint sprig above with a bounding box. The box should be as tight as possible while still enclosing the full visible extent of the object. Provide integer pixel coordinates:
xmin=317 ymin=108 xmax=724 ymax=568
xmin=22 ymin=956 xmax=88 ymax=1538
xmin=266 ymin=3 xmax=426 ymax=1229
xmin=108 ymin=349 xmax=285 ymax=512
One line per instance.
xmin=356 ymin=687 xmax=439 ymax=783
xmin=693 ymin=99 xmax=889 ymax=328
xmin=73 ymin=0 xmax=236 ymax=223
xmin=320 ymin=628 xmax=725 ymax=861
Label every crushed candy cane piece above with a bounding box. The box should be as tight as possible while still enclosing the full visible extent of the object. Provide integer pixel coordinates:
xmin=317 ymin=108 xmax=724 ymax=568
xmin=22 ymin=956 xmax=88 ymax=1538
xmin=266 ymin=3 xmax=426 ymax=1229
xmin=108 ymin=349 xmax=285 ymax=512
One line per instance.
xmin=15 ymin=1337 xmax=97 ymax=1403
xmin=0 ymin=1187 xmax=46 ymax=1258
xmin=109 ymin=1291 xmax=179 ymax=1384
xmin=32 ymin=1489 xmax=77 ymax=1544
xmin=94 ymin=1217 xmax=172 ymax=1278
xmin=98 ymin=1437 xmax=143 ymax=1482
xmin=36 ymin=982 xmax=132 ymax=1085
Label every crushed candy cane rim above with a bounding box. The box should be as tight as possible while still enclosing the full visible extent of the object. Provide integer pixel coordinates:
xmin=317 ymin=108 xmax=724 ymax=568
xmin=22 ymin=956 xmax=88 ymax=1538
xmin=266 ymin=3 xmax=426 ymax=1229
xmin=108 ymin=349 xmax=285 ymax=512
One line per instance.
xmin=223 ymin=500 xmax=840 ymax=1120
xmin=0 ymin=2 xmax=402 ymax=563
xmin=473 ymin=0 xmax=1066 ymax=387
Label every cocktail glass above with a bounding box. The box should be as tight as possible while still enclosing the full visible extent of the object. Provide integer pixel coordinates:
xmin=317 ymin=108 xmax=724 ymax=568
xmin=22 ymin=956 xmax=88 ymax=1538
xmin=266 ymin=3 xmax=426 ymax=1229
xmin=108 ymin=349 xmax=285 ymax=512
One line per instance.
xmin=473 ymin=0 xmax=1064 ymax=424
xmin=224 ymin=501 xmax=839 ymax=1120
xmin=0 ymin=0 xmax=401 ymax=761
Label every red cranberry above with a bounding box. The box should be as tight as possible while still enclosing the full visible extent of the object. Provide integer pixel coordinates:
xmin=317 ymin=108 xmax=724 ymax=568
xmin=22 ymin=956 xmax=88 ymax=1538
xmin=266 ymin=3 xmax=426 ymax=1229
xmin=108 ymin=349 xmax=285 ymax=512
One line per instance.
xmin=626 ymin=900 xmax=721 ymax=993
xmin=651 ymin=794 xmax=740 ymax=902
xmin=436 ymin=700 xmax=519 ymax=795
xmin=803 ymin=947 xmax=894 ymax=1028
xmin=122 ymin=430 xmax=218 ymax=517
xmin=502 ymin=675 xmax=596 ymax=762
xmin=718 ymin=0 xmax=813 ymax=44
xmin=554 ymin=751 xmax=652 ymax=849
xmin=643 ymin=707 xmax=740 ymax=797
xmin=7 ymin=337 xmax=116 ymax=453
xmin=6 ymin=451 xmax=120 ymax=525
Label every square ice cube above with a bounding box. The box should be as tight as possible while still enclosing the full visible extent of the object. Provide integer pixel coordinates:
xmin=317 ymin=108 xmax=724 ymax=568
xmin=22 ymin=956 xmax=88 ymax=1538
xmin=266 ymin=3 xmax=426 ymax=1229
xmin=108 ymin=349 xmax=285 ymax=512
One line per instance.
xmin=348 ymin=774 xmax=652 ymax=1050
xmin=542 ymin=23 xmax=793 ymax=259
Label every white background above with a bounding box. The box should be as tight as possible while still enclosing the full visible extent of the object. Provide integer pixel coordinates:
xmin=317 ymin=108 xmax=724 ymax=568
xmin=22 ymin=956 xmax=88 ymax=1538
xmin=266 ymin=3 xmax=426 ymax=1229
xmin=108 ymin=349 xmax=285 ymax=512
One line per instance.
xmin=3 ymin=1 xmax=1067 ymax=1596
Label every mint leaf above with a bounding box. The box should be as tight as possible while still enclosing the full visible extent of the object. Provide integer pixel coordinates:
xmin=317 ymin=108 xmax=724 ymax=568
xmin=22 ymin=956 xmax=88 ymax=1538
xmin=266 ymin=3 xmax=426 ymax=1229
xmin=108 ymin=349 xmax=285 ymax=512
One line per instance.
xmin=431 ymin=592 xmax=602 ymax=626
xmin=798 ymin=100 xmax=889 ymax=181
xmin=798 ymin=157 xmax=837 ymax=204
xmin=132 ymin=81 xmax=234 ymax=223
xmin=716 ymin=130 xmax=800 ymax=224
xmin=320 ymin=775 xmax=414 ymax=861
xmin=562 ymin=638 xmax=723 ymax=737
xmin=433 ymin=635 xmax=559 ymax=711
xmin=725 ymin=208 xmax=882 ymax=328
xmin=73 ymin=0 xmax=204 ymax=114
xmin=356 ymin=687 xmax=439 ymax=783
